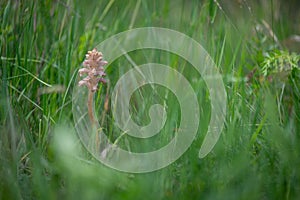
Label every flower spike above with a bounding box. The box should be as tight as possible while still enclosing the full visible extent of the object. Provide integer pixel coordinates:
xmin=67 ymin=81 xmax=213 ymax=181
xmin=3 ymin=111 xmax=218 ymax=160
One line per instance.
xmin=78 ymin=48 xmax=108 ymax=92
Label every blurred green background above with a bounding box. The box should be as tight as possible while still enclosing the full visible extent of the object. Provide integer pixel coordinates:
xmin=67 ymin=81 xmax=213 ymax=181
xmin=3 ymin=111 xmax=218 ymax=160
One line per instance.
xmin=1 ymin=0 xmax=300 ymax=199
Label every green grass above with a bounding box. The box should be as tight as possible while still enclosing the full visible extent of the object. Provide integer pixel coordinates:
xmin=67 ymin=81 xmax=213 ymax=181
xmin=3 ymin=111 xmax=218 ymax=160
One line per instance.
xmin=1 ymin=0 xmax=300 ymax=199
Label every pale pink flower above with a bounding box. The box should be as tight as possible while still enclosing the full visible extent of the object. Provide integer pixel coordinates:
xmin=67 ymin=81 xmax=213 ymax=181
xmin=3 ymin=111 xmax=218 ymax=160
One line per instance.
xmin=78 ymin=48 xmax=108 ymax=92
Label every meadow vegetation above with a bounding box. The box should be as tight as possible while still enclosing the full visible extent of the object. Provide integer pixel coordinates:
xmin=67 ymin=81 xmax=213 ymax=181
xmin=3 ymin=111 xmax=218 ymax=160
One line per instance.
xmin=0 ymin=0 xmax=300 ymax=199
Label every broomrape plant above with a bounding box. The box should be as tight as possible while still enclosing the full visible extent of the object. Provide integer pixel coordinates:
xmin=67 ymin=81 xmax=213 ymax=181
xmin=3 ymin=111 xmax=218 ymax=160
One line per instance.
xmin=78 ymin=48 xmax=108 ymax=125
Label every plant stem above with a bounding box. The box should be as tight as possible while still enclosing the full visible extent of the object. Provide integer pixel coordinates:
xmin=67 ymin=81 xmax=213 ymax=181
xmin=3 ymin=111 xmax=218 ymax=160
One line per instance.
xmin=87 ymin=90 xmax=96 ymax=125
xmin=87 ymin=90 xmax=100 ymax=149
